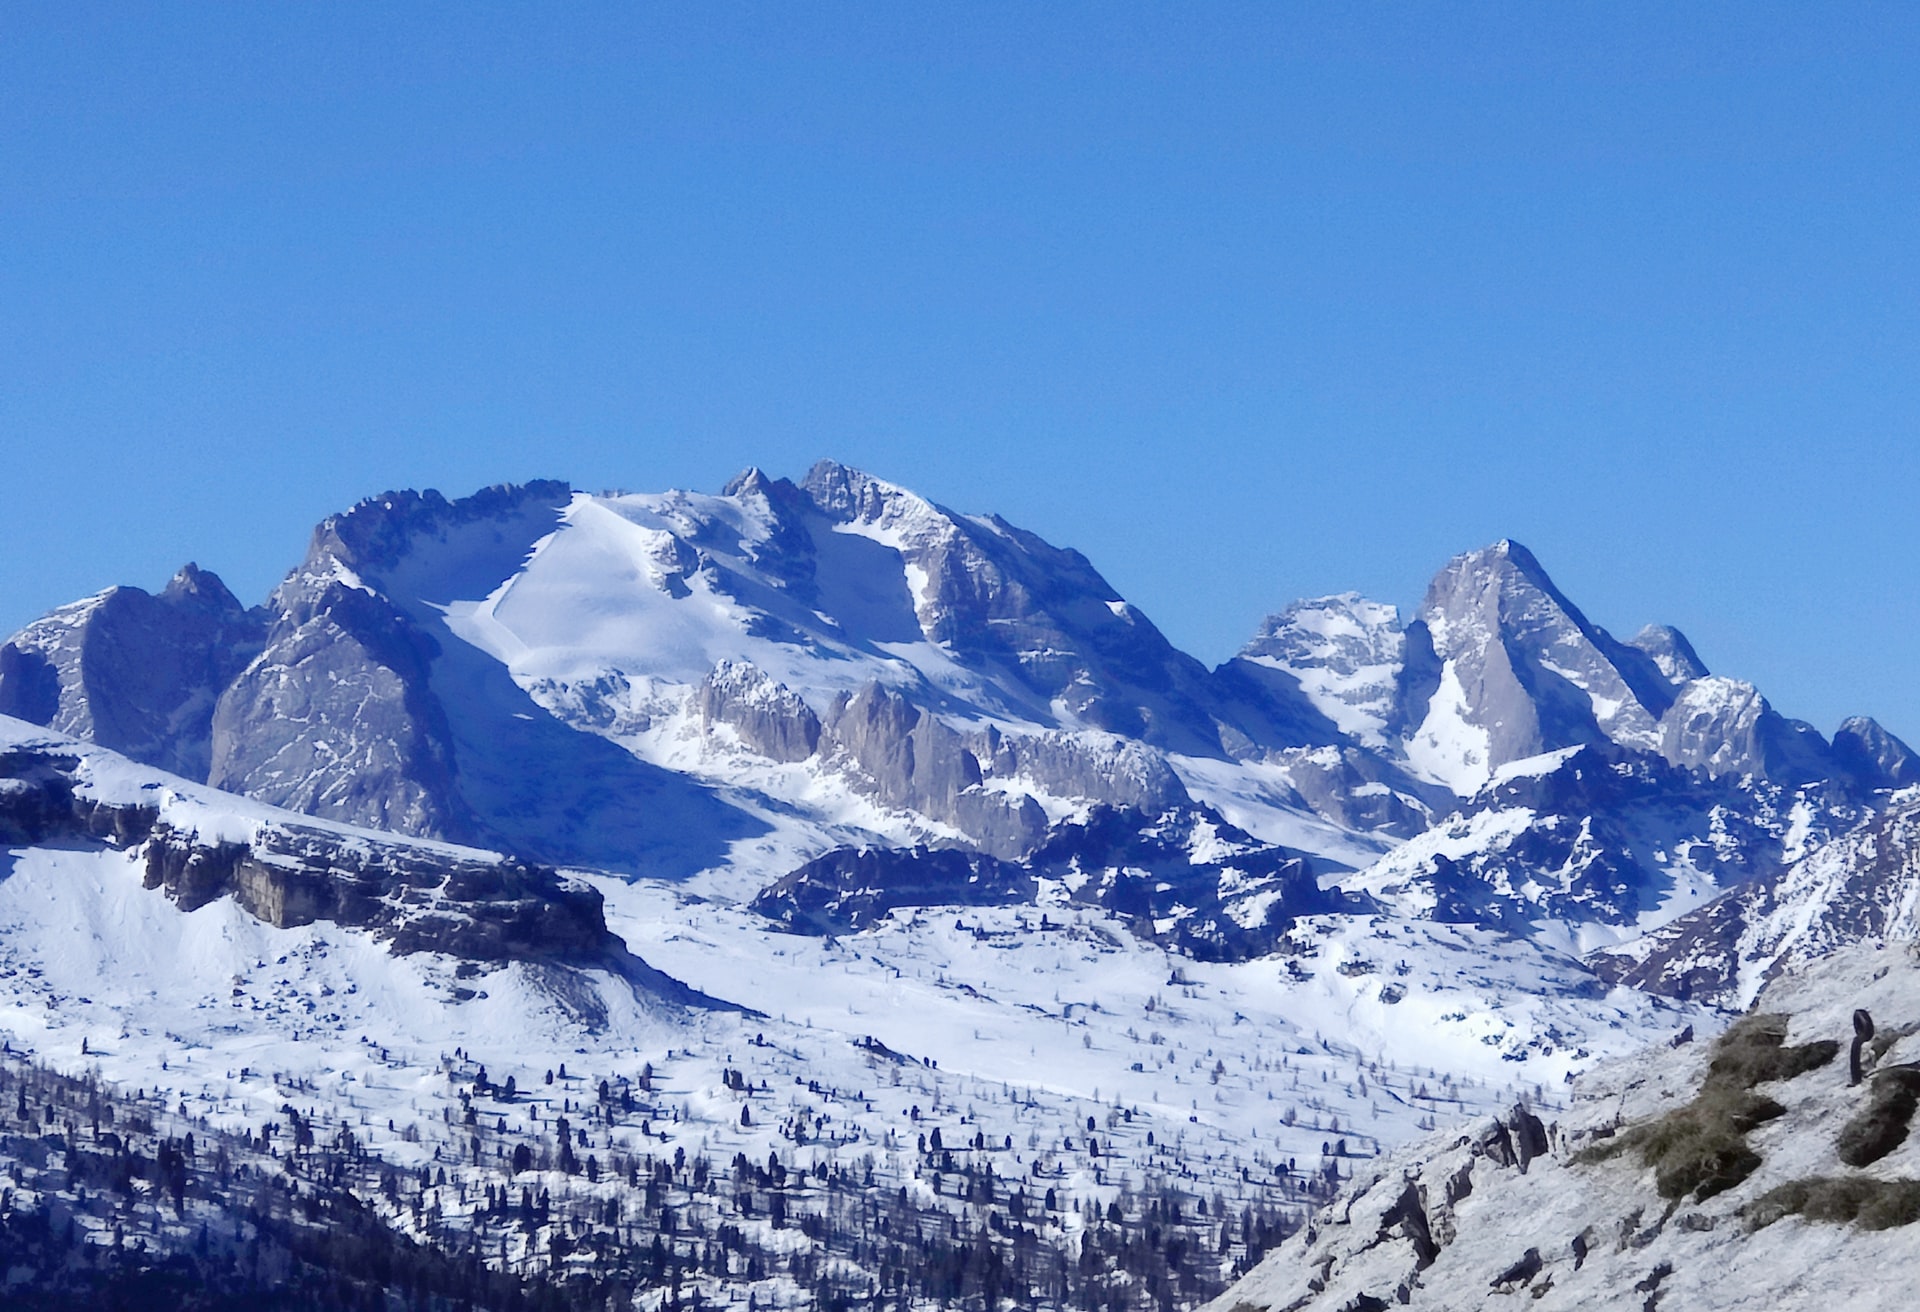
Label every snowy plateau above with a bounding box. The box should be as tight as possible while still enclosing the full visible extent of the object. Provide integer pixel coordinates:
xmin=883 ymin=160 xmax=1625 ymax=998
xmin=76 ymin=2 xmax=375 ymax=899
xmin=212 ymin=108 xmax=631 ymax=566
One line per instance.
xmin=0 ymin=462 xmax=1915 ymax=1311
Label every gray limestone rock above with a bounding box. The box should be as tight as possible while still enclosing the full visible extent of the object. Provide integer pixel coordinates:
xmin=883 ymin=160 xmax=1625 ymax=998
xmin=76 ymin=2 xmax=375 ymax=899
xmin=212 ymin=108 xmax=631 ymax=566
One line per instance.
xmin=11 ymin=470 xmax=1910 ymax=916
xmin=0 ymin=735 xmax=701 ymax=1001
xmin=1396 ymin=541 xmax=1849 ymax=794
xmin=1409 ymin=540 xmax=1678 ymax=783
xmin=976 ymin=727 xmax=1189 ymax=816
xmin=822 ymin=681 xmax=1048 ymax=859
xmin=797 ymin=461 xmax=1241 ymax=757
xmin=211 ymin=577 xmax=469 ymax=840
xmin=211 ymin=481 xmax=761 ymax=875
xmin=1656 ymin=677 xmax=1837 ymax=785
xmin=697 ymin=660 xmax=822 ymax=763
xmin=0 ymin=565 xmax=263 ymax=780
xmin=1628 ymin=624 xmax=1710 ymax=685
xmin=11 ymin=487 xmax=602 ymax=845
xmin=1832 ymin=716 xmax=1920 ymax=792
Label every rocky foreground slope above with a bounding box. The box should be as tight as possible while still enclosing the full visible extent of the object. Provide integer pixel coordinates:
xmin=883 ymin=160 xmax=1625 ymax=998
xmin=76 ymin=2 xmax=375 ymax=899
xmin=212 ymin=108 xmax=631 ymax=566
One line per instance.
xmin=1208 ymin=941 xmax=1920 ymax=1312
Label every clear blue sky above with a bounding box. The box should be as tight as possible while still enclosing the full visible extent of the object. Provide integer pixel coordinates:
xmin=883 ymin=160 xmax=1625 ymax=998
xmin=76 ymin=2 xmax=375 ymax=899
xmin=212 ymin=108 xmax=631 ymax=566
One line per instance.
xmin=4 ymin=4 xmax=1918 ymax=739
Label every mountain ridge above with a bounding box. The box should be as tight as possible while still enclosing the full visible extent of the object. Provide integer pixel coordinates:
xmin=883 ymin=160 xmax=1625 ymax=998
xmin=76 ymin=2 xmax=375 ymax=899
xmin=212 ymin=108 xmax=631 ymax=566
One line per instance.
xmin=2 ymin=465 xmax=1913 ymax=965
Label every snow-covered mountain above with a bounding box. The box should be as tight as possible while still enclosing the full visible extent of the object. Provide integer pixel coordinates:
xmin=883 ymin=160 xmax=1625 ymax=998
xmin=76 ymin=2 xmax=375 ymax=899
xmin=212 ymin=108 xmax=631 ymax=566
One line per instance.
xmin=6 ymin=470 xmax=1904 ymax=879
xmin=0 ymin=563 xmax=263 ymax=781
xmin=1592 ymin=787 xmax=1920 ymax=1008
xmin=4 ymin=463 xmax=1919 ymax=1307
xmin=5 ymin=463 xmax=1914 ymax=991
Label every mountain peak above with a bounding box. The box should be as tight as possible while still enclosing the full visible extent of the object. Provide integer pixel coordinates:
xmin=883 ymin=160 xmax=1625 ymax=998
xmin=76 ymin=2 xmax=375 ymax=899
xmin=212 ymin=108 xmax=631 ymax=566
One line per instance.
xmin=1239 ymin=593 xmax=1411 ymax=751
xmin=159 ymin=562 xmax=244 ymax=614
xmin=1409 ymin=538 xmax=1681 ymax=788
xmin=305 ymin=480 xmax=574 ymax=579
xmin=721 ymin=466 xmax=777 ymax=500
xmin=1629 ymin=622 xmax=1709 ymax=684
xmin=799 ymin=460 xmax=922 ymax=523
xmin=1833 ymin=715 xmax=1920 ymax=790
xmin=1445 ymin=537 xmax=1555 ymax=587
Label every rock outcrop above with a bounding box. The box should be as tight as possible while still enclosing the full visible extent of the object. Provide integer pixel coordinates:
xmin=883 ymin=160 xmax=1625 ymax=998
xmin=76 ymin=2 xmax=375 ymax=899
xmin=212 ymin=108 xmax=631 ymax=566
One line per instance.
xmin=756 ymin=801 xmax=1362 ymax=961
xmin=0 ymin=565 xmax=264 ymax=781
xmin=1209 ymin=945 xmax=1920 ymax=1312
xmin=750 ymin=846 xmax=1035 ymax=934
xmin=0 ymin=729 xmax=690 ymax=994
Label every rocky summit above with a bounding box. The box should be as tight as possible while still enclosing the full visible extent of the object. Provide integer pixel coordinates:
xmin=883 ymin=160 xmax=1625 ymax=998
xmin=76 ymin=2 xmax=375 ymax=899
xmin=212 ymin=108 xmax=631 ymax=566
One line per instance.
xmin=1 ymin=464 xmax=1918 ymax=1309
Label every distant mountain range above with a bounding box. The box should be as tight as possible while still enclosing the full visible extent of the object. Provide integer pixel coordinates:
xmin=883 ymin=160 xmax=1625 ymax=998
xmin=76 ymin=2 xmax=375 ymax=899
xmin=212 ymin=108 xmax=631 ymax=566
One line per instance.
xmin=3 ymin=463 xmax=1912 ymax=972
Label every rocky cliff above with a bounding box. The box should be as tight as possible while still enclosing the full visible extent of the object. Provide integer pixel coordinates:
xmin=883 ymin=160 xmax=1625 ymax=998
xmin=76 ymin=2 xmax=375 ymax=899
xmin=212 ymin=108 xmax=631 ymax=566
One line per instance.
xmin=0 ymin=719 xmax=696 ymax=998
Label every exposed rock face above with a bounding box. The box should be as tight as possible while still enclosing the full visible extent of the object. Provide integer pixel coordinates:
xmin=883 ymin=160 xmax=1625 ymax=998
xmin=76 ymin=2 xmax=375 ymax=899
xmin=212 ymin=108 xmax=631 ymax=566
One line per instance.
xmin=204 ymin=482 xmax=758 ymax=876
xmin=211 ymin=577 xmax=468 ymax=839
xmin=1210 ymin=946 xmax=1920 ymax=1312
xmin=696 ymin=661 xmax=821 ymax=763
xmin=1405 ymin=540 xmax=1678 ymax=791
xmin=209 ymin=483 xmax=574 ymax=842
xmin=0 ymin=566 xmax=263 ymax=780
xmin=976 ymin=728 xmax=1188 ymax=816
xmin=821 ymin=681 xmax=1049 ymax=859
xmin=139 ymin=823 xmax=628 ymax=970
xmin=750 ymin=847 xmax=1034 ymax=934
xmin=1204 ymin=1102 xmax=1546 ymax=1312
xmin=1232 ymin=544 xmax=1894 ymax=817
xmin=1656 ymin=677 xmax=1834 ymax=785
xmin=701 ymin=661 xmax=1195 ymax=859
xmin=1591 ymin=791 xmax=1920 ymax=1007
xmin=1272 ymin=745 xmax=1440 ymax=840
xmin=1368 ymin=541 xmax=1909 ymax=805
xmin=0 ymin=744 xmax=165 ymax=849
xmin=1629 ymin=623 xmax=1711 ymax=685
xmin=0 ymin=731 xmax=683 ymax=990
xmin=794 ymin=461 xmax=1249 ymax=756
xmin=1833 ymin=716 xmax=1920 ymax=792
xmin=756 ymin=802 xmax=1361 ymax=961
